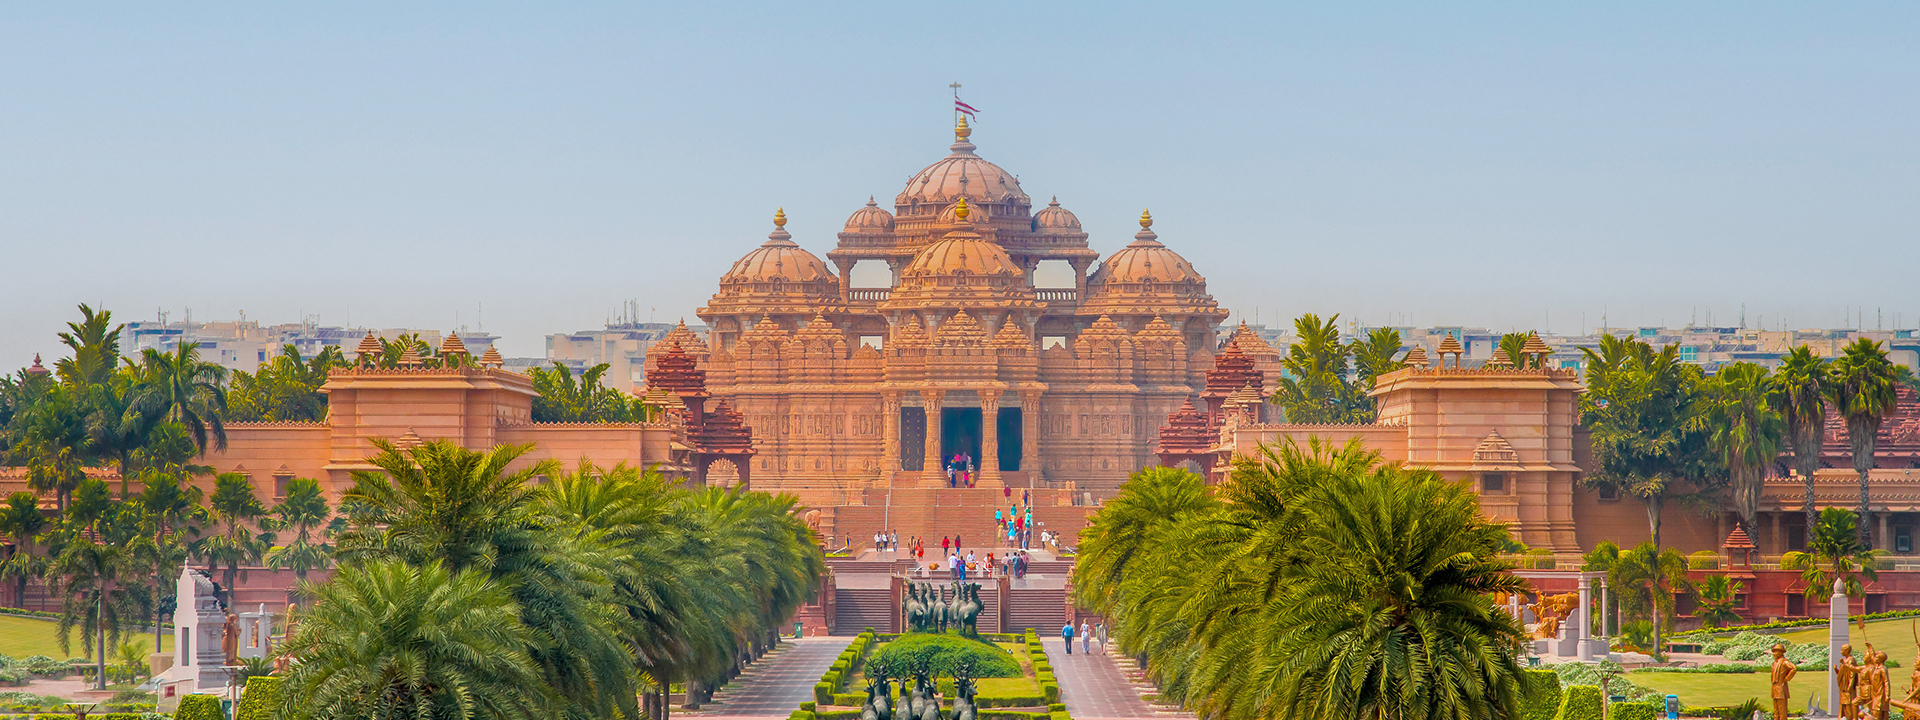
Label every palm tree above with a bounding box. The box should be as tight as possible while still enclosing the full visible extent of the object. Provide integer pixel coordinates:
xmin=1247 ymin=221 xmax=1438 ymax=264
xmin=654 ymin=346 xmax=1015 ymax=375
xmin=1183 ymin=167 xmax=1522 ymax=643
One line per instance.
xmin=1700 ymin=362 xmax=1785 ymax=544
xmin=1782 ymin=507 xmax=1879 ymax=603
xmin=1829 ymin=339 xmax=1902 ymax=548
xmin=199 ymin=472 xmax=273 ymax=605
xmin=131 ymin=468 xmax=205 ymax=650
xmin=337 ymin=441 xmax=637 ymax=720
xmin=265 ymin=477 xmax=333 ymax=601
xmin=1609 ymin=541 xmax=1690 ymax=658
xmin=1272 ymin=313 xmax=1355 ymax=424
xmin=1693 ymin=575 xmax=1744 ymax=629
xmin=1346 ymin=327 xmax=1405 ymax=420
xmin=49 ymin=480 xmax=139 ymax=690
xmin=1498 ymin=332 xmax=1529 ymax=368
xmin=12 ymin=386 xmax=92 ymax=511
xmin=0 ymin=492 xmax=49 ymax=608
xmin=53 ymin=305 xmax=122 ymax=389
xmin=229 ymin=345 xmax=346 ymax=423
xmin=128 ymin=344 xmax=229 ymax=456
xmin=527 ymin=363 xmax=643 ymax=423
xmin=1579 ymin=335 xmax=1711 ymax=547
xmin=277 ymin=560 xmax=548 ymax=720
xmin=1771 ymin=346 xmax=1833 ymax=531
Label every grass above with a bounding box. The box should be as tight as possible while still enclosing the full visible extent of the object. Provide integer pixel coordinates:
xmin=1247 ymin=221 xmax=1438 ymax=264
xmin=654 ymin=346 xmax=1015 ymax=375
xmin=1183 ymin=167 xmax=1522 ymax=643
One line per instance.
xmin=0 ymin=615 xmax=172 ymax=660
xmin=1625 ymin=670 xmax=1821 ymax=711
xmin=845 ymin=640 xmax=1040 ymax=699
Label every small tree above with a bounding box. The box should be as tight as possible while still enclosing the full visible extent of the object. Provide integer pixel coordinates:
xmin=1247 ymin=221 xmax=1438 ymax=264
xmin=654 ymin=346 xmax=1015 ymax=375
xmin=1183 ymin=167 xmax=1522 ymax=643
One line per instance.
xmin=199 ymin=473 xmax=274 ymax=605
xmin=1829 ymin=339 xmax=1902 ymax=548
xmin=1782 ymin=507 xmax=1879 ymax=603
xmin=1693 ymin=575 xmax=1744 ymax=629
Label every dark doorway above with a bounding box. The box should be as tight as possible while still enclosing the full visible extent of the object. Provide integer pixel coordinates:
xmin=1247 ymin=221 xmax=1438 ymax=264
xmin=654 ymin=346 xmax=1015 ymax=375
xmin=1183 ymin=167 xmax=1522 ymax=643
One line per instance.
xmin=941 ymin=407 xmax=983 ymax=473
xmin=900 ymin=407 xmax=926 ymax=471
xmin=998 ymin=407 xmax=1023 ymax=471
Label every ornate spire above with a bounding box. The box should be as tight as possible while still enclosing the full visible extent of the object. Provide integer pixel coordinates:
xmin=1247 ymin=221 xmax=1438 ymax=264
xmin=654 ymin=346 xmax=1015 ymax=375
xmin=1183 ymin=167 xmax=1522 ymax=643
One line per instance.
xmin=438 ymin=332 xmax=469 ymax=357
xmin=355 ymin=331 xmax=382 ymax=364
xmin=954 ymin=197 xmax=971 ymax=222
xmin=949 ymin=115 xmax=977 ymax=157
xmin=25 ymin=354 xmax=48 ymax=376
xmin=1130 ymin=208 xmax=1162 ymax=247
xmin=480 ymin=346 xmax=504 ymax=368
xmin=764 ymin=208 xmax=796 ymax=246
xmin=397 ymin=344 xmax=422 ymax=368
xmin=1403 ymin=345 xmax=1430 ymax=368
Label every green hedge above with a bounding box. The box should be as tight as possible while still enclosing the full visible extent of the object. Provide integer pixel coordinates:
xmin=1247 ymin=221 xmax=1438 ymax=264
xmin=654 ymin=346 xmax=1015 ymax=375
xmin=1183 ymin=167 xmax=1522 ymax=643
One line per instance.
xmin=1551 ymin=685 xmax=1601 ymax=720
xmin=1519 ymin=669 xmax=1561 ymax=720
xmin=814 ymin=682 xmax=835 ymax=706
xmin=800 ymin=701 xmax=817 ymax=712
xmin=1048 ymin=704 xmax=1066 ymax=712
xmin=1042 ymin=682 xmax=1059 ymax=704
xmin=236 ymin=676 xmax=283 ymax=720
xmin=1611 ymin=701 xmax=1661 ymax=720
xmin=832 ymin=693 xmax=865 ymax=706
xmin=32 ymin=715 xmax=75 ymax=720
xmin=1049 ymin=712 xmax=1070 ymax=720
xmin=790 ymin=711 xmax=815 ymax=720
xmin=871 ymin=634 xmax=1021 ymax=678
xmin=176 ymin=695 xmax=223 ymax=720
xmin=818 ymin=710 xmax=862 ymax=720
xmin=980 ymin=712 xmax=1048 ymax=720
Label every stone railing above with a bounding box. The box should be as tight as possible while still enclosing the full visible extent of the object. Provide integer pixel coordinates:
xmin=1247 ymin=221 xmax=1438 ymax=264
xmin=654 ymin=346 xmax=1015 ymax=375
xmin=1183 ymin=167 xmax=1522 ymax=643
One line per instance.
xmin=847 ymin=288 xmax=891 ymax=302
xmin=1034 ymin=288 xmax=1077 ymax=303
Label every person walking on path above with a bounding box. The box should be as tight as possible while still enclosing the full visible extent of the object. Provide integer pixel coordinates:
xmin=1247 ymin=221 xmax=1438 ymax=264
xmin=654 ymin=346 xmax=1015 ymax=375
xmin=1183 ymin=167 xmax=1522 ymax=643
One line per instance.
xmin=1096 ymin=622 xmax=1108 ymax=653
xmin=890 ymin=530 xmax=898 ymax=551
xmin=942 ymin=536 xmax=951 ymax=555
xmin=1062 ymin=622 xmax=1075 ymax=655
xmin=949 ymin=552 xmax=961 ymax=581
xmin=1080 ymin=621 xmax=1091 ymax=654
xmin=955 ymin=534 xmax=963 ymax=553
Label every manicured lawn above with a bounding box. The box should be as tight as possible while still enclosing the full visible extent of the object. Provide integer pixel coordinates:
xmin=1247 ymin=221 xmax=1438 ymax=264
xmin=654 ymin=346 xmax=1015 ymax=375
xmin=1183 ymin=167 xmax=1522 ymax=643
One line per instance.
xmin=0 ymin=615 xmax=172 ymax=660
xmin=1777 ymin=616 xmax=1920 ymax=658
xmin=1626 ymin=670 xmax=1821 ymax=711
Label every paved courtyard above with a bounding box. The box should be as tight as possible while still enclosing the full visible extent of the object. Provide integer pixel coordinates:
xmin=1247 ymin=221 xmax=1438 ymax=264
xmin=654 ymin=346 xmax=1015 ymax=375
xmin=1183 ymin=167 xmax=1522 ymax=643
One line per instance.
xmin=692 ymin=636 xmax=852 ymax=720
xmin=1041 ymin=636 xmax=1191 ymax=720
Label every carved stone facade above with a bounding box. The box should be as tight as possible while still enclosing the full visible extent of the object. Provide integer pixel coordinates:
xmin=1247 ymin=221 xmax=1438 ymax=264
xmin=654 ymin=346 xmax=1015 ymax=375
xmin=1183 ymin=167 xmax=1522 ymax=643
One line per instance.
xmin=692 ymin=119 xmax=1230 ymax=496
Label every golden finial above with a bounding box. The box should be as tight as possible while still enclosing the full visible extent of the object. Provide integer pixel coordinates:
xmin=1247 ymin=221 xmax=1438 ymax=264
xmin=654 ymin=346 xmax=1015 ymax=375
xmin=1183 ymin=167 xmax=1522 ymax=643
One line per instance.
xmin=955 ymin=115 xmax=972 ymax=141
xmin=774 ymin=207 xmax=787 ymax=228
xmin=1140 ymin=209 xmax=1153 ymax=229
xmin=954 ymin=197 xmax=970 ymax=221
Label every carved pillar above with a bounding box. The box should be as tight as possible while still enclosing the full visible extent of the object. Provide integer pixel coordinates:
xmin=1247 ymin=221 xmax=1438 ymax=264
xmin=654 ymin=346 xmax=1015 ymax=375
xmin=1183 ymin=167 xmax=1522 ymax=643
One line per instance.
xmin=887 ymin=259 xmax=905 ymax=287
xmin=1020 ymin=390 xmax=1042 ymax=485
xmin=1770 ymin=512 xmax=1784 ymax=555
xmin=834 ymin=259 xmax=855 ymax=299
xmin=921 ymin=390 xmax=945 ymax=485
xmin=1070 ymin=259 xmax=1091 ymax=300
xmin=981 ymin=390 xmax=1002 ymax=479
xmin=882 ymin=392 xmax=902 ymax=475
xmin=1879 ymin=511 xmax=1890 ymax=551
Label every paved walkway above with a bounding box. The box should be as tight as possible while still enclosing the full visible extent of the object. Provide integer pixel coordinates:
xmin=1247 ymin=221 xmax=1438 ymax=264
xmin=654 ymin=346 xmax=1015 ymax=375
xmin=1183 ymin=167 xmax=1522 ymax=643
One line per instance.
xmin=1042 ymin=637 xmax=1191 ymax=720
xmin=692 ymin=636 xmax=852 ymax=719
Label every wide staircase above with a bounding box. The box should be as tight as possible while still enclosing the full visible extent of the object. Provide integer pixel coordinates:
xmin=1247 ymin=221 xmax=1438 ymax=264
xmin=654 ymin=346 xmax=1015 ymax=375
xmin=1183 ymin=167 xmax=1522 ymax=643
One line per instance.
xmin=1005 ymin=587 xmax=1066 ymax=633
xmin=834 ymin=587 xmax=894 ymax=633
xmin=828 ymin=485 xmax=1093 ymax=555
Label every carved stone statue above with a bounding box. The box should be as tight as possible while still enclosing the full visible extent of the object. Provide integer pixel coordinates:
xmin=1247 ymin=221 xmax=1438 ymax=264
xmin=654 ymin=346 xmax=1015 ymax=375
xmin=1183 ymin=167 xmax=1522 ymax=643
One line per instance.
xmin=953 ymin=583 xmax=982 ymax=637
xmin=222 ymin=613 xmax=241 ymax=667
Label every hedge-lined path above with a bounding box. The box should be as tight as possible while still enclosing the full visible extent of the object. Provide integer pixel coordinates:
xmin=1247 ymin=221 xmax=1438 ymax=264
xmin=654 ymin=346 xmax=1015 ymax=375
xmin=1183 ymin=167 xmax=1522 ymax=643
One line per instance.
xmin=691 ymin=636 xmax=854 ymax=719
xmin=1043 ymin=638 xmax=1192 ymax=720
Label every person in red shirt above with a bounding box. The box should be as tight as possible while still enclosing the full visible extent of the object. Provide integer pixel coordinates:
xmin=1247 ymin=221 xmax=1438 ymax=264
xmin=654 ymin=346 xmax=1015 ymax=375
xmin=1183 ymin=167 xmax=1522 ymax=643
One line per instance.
xmin=942 ymin=536 xmax=951 ymax=555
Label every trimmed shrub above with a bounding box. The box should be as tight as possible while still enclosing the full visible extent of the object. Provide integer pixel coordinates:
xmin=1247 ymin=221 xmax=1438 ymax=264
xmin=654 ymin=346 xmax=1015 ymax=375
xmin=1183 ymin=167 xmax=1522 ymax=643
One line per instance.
xmin=1519 ymin=669 xmax=1561 ymax=720
xmin=975 ymin=695 xmax=1046 ymax=708
xmin=818 ymin=710 xmax=862 ymax=720
xmin=791 ymin=711 xmax=816 ymax=720
xmin=1551 ymin=685 xmax=1601 ymax=720
xmin=175 ymin=694 xmax=224 ymax=720
xmin=32 ymin=715 xmax=76 ymax=720
xmin=833 ymin=693 xmax=866 ymax=706
xmin=980 ymin=712 xmax=1048 ymax=720
xmin=235 ymin=676 xmax=282 ymax=720
xmin=801 ymin=701 xmax=817 ymax=712
xmin=1049 ymin=711 xmax=1070 ymax=720
xmin=1612 ymin=702 xmax=1661 ymax=720
xmin=1048 ymin=704 xmax=1066 ymax=712
xmin=814 ymin=682 xmax=835 ymax=706
xmin=871 ymin=634 xmax=1021 ymax=678
xmin=1042 ymin=682 xmax=1059 ymax=704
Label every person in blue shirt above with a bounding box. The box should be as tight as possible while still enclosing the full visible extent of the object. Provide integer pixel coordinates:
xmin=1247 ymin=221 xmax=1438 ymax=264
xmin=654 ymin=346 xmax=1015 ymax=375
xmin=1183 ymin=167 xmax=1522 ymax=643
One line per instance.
xmin=1062 ymin=622 xmax=1075 ymax=654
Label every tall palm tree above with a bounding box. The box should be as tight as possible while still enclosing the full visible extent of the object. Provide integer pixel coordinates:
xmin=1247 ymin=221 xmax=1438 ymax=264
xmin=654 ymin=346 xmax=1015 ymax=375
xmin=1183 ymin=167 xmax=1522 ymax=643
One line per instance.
xmin=229 ymin=345 xmax=346 ymax=422
xmin=1272 ymin=313 xmax=1355 ymax=424
xmin=1701 ymin=362 xmax=1785 ymax=544
xmin=1829 ymin=339 xmax=1902 ymax=548
xmin=49 ymin=481 xmax=139 ymax=690
xmin=12 ymin=386 xmax=91 ymax=511
xmin=1771 ymin=346 xmax=1833 ymax=530
xmin=128 ymin=344 xmax=229 ymax=456
xmin=199 ymin=472 xmax=273 ymax=605
xmin=0 ymin=492 xmax=49 ymax=608
xmin=1608 ymin=541 xmax=1690 ymax=657
xmin=53 ymin=304 xmax=122 ymax=390
xmin=131 ymin=468 xmax=205 ymax=650
xmin=1346 ymin=327 xmax=1405 ymax=420
xmin=277 ymin=560 xmax=549 ymax=720
xmin=1782 ymin=507 xmax=1879 ymax=603
xmin=265 ymin=477 xmax=333 ymax=602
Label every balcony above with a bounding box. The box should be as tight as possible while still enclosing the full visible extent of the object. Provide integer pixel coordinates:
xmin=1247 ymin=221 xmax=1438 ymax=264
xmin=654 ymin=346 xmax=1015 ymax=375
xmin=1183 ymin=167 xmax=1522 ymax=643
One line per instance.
xmin=1035 ymin=289 xmax=1077 ymax=303
xmin=848 ymin=288 xmax=891 ymax=302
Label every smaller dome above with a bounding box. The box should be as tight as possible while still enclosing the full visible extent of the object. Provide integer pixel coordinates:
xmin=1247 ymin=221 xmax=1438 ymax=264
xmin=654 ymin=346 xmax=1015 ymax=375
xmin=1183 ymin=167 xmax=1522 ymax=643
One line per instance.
xmin=844 ymin=197 xmax=895 ymax=232
xmin=905 ymin=201 xmax=1019 ymax=278
xmin=1031 ymin=197 xmax=1081 ymax=233
xmin=723 ymin=209 xmax=836 ymax=284
xmin=1089 ymin=210 xmax=1204 ymax=285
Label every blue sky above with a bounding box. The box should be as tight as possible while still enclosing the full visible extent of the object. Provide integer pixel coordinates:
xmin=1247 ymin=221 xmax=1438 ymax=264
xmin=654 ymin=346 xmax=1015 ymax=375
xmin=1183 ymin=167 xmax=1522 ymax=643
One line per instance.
xmin=3 ymin=2 xmax=1916 ymax=365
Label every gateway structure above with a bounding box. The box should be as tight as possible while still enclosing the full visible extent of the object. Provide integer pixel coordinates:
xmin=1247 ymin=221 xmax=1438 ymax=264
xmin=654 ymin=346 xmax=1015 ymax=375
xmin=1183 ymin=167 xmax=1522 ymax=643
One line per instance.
xmin=690 ymin=117 xmax=1235 ymax=501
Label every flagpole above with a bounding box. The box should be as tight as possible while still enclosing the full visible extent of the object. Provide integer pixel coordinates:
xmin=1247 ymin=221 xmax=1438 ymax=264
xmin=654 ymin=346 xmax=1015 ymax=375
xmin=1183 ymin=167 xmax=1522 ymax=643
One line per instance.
xmin=950 ymin=82 xmax=961 ymax=125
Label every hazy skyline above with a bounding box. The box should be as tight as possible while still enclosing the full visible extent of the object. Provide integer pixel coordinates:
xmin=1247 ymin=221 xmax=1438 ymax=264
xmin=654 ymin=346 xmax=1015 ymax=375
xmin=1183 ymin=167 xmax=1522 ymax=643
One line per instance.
xmin=4 ymin=3 xmax=1917 ymax=368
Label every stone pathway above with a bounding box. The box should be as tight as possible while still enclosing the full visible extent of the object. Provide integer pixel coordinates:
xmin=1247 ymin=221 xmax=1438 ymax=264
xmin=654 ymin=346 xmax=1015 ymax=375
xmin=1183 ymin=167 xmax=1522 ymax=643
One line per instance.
xmin=691 ymin=636 xmax=853 ymax=720
xmin=1042 ymin=637 xmax=1192 ymax=720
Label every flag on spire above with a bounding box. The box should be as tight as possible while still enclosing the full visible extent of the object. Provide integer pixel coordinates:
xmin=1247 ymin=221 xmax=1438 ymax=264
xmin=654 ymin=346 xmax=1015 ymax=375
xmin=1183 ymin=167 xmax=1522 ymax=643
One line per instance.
xmin=954 ymin=98 xmax=978 ymax=118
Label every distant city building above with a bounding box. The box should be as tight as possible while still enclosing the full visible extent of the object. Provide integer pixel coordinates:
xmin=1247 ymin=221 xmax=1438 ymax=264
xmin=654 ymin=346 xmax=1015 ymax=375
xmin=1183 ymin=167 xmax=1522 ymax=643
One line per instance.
xmin=545 ymin=321 xmax=710 ymax=391
xmin=126 ymin=316 xmax=498 ymax=374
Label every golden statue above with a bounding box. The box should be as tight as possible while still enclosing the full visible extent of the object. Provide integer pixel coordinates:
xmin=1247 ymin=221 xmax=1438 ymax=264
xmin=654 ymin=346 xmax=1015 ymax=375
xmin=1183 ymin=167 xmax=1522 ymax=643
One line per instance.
xmin=1770 ymin=643 xmax=1798 ymax=720
xmin=1864 ymin=649 xmax=1891 ymax=720
xmin=1840 ymin=643 xmax=1861 ymax=720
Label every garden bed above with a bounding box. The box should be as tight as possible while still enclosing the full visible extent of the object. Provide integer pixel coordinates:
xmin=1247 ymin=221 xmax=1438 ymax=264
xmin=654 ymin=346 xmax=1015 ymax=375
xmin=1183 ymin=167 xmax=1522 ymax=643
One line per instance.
xmin=796 ymin=630 xmax=1066 ymax=720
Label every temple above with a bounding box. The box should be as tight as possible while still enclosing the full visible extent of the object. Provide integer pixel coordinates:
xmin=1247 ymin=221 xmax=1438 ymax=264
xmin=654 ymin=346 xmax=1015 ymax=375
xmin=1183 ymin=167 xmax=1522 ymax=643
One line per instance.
xmin=690 ymin=116 xmax=1229 ymax=509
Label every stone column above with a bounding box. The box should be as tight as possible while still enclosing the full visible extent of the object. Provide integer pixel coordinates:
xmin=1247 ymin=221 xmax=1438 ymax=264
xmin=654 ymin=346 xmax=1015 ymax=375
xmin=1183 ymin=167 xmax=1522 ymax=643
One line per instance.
xmin=887 ymin=259 xmax=905 ymax=287
xmin=1070 ymin=259 xmax=1091 ymax=300
xmin=1771 ymin=512 xmax=1784 ymax=555
xmin=981 ymin=390 xmax=1002 ymax=480
xmin=881 ymin=392 xmax=902 ymax=475
xmin=1576 ymin=577 xmax=1593 ymax=661
xmin=1879 ymin=511 xmax=1890 ymax=550
xmin=921 ymin=390 xmax=945 ymax=486
xmin=1830 ymin=578 xmax=1848 ymax=713
xmin=834 ymin=259 xmax=855 ymax=299
xmin=1020 ymin=391 xmax=1043 ymax=485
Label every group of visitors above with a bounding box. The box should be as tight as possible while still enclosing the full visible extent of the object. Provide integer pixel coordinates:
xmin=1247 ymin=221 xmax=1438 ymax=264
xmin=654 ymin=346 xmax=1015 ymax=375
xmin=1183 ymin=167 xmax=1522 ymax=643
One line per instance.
xmin=947 ymin=451 xmax=975 ymax=488
xmin=1061 ymin=620 xmax=1108 ymax=655
xmin=873 ymin=530 xmax=900 ymax=551
xmin=995 ymin=503 xmax=1036 ymax=549
xmin=1001 ymin=550 xmax=1032 ymax=578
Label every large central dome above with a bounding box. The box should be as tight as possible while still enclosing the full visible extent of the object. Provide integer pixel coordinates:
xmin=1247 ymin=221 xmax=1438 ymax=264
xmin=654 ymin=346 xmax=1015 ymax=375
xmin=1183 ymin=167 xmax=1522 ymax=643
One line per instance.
xmin=895 ymin=117 xmax=1029 ymax=208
